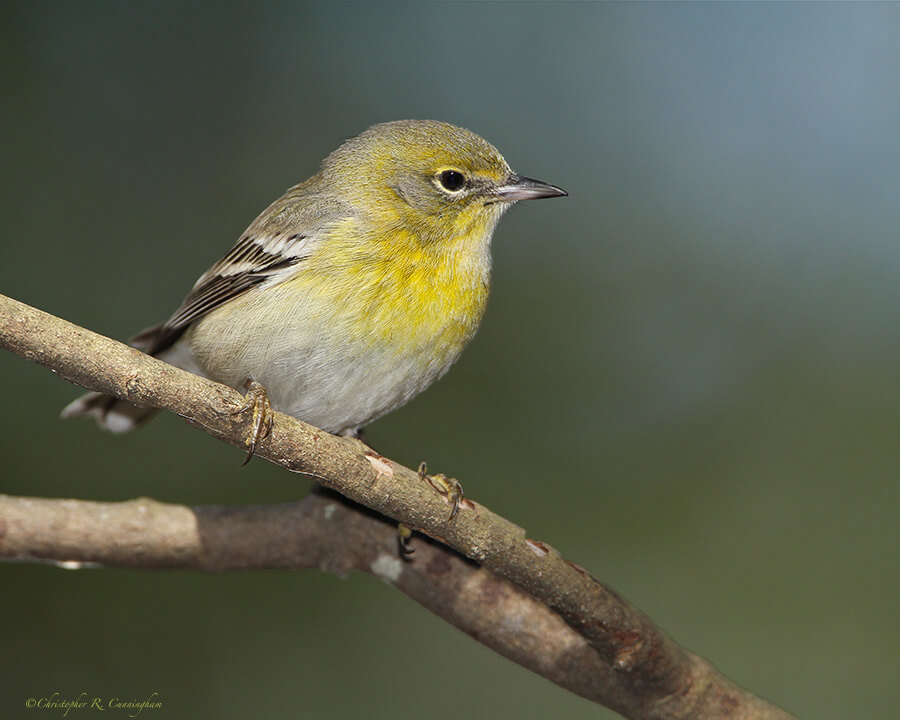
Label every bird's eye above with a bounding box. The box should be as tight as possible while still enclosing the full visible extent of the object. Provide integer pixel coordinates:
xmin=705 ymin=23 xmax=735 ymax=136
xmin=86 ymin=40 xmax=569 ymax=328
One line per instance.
xmin=438 ymin=170 xmax=466 ymax=192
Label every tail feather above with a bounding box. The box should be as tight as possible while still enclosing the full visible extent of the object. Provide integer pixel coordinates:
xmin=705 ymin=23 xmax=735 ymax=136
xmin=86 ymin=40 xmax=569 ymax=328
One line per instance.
xmin=62 ymin=321 xmax=211 ymax=433
xmin=61 ymin=391 xmax=159 ymax=433
xmin=60 ymin=321 xmax=177 ymax=433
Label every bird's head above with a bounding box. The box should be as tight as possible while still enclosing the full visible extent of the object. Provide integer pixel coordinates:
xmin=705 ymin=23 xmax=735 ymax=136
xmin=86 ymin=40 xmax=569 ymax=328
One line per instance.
xmin=322 ymin=120 xmax=566 ymax=244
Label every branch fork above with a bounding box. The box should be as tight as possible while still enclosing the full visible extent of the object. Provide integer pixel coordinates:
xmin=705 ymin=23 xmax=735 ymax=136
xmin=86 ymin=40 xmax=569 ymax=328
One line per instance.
xmin=0 ymin=293 xmax=796 ymax=720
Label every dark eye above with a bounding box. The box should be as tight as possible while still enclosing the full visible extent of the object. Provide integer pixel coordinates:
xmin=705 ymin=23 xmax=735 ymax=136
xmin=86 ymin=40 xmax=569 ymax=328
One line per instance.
xmin=438 ymin=170 xmax=466 ymax=192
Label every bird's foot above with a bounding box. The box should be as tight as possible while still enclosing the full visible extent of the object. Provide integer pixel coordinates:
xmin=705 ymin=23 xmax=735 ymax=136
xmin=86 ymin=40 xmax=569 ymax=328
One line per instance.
xmin=397 ymin=523 xmax=415 ymax=557
xmin=227 ymin=380 xmax=273 ymax=465
xmin=418 ymin=461 xmax=463 ymax=520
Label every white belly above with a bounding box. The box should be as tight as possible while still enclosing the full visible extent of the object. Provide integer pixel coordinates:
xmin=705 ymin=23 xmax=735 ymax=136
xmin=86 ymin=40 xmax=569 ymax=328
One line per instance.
xmin=258 ymin=340 xmax=454 ymax=434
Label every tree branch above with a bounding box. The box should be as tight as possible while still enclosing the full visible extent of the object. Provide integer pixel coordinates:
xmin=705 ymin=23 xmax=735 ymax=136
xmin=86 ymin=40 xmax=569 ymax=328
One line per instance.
xmin=0 ymin=293 xmax=796 ymax=720
xmin=0 ymin=490 xmax=623 ymax=706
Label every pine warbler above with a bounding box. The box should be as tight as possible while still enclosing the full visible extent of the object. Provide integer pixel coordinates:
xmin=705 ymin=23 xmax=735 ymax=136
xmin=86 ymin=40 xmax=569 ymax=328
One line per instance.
xmin=63 ymin=120 xmax=566 ymax=445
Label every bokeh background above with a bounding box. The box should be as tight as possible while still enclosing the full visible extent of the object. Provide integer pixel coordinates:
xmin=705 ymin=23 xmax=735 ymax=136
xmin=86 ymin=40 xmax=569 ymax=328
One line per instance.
xmin=1 ymin=2 xmax=897 ymax=719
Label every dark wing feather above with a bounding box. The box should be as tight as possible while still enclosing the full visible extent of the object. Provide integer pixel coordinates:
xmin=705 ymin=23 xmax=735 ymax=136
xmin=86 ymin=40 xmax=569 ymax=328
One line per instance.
xmin=137 ymin=233 xmax=309 ymax=355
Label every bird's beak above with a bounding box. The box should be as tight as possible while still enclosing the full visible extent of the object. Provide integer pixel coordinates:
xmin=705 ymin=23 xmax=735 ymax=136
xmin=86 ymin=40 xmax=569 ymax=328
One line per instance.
xmin=493 ymin=173 xmax=568 ymax=202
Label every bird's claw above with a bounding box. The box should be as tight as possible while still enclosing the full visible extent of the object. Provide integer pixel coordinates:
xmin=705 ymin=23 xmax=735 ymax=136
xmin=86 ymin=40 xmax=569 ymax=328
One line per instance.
xmin=418 ymin=461 xmax=463 ymax=520
xmin=397 ymin=523 xmax=414 ymax=557
xmin=227 ymin=380 xmax=273 ymax=465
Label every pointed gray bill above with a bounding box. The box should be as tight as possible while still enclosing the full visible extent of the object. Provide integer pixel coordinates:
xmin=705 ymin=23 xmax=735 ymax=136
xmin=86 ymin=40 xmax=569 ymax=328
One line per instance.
xmin=493 ymin=173 xmax=568 ymax=201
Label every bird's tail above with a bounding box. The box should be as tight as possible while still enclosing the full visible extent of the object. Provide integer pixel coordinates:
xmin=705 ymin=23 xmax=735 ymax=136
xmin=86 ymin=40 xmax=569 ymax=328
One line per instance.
xmin=60 ymin=322 xmax=172 ymax=433
xmin=60 ymin=392 xmax=159 ymax=433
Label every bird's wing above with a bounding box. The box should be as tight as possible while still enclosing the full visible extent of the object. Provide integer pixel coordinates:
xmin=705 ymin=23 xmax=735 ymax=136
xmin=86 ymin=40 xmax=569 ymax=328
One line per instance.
xmin=134 ymin=183 xmax=347 ymax=355
xmin=132 ymin=232 xmax=314 ymax=355
xmin=169 ymin=232 xmax=313 ymax=328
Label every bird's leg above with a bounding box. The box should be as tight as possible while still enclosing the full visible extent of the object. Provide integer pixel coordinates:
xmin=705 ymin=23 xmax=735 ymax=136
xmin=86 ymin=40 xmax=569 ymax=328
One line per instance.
xmin=227 ymin=380 xmax=273 ymax=465
xmin=418 ymin=461 xmax=464 ymax=520
xmin=339 ymin=426 xmax=366 ymax=443
xmin=392 ymin=461 xmax=466 ymax=556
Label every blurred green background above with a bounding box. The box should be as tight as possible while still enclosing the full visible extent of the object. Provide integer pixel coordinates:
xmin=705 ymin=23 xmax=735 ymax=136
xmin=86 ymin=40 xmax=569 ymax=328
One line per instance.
xmin=1 ymin=2 xmax=897 ymax=718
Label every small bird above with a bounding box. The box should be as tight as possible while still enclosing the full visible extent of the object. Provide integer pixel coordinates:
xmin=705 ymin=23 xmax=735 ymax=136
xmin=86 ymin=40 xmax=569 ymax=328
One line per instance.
xmin=63 ymin=120 xmax=566 ymax=446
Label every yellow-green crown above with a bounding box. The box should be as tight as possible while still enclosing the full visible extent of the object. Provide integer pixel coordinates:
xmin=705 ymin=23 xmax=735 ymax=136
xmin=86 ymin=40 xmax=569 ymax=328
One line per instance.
xmin=323 ymin=119 xmax=511 ymax=185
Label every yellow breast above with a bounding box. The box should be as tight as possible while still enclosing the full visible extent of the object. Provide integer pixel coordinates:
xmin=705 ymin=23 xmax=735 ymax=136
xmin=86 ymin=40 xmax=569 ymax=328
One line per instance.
xmin=295 ymin=218 xmax=492 ymax=363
